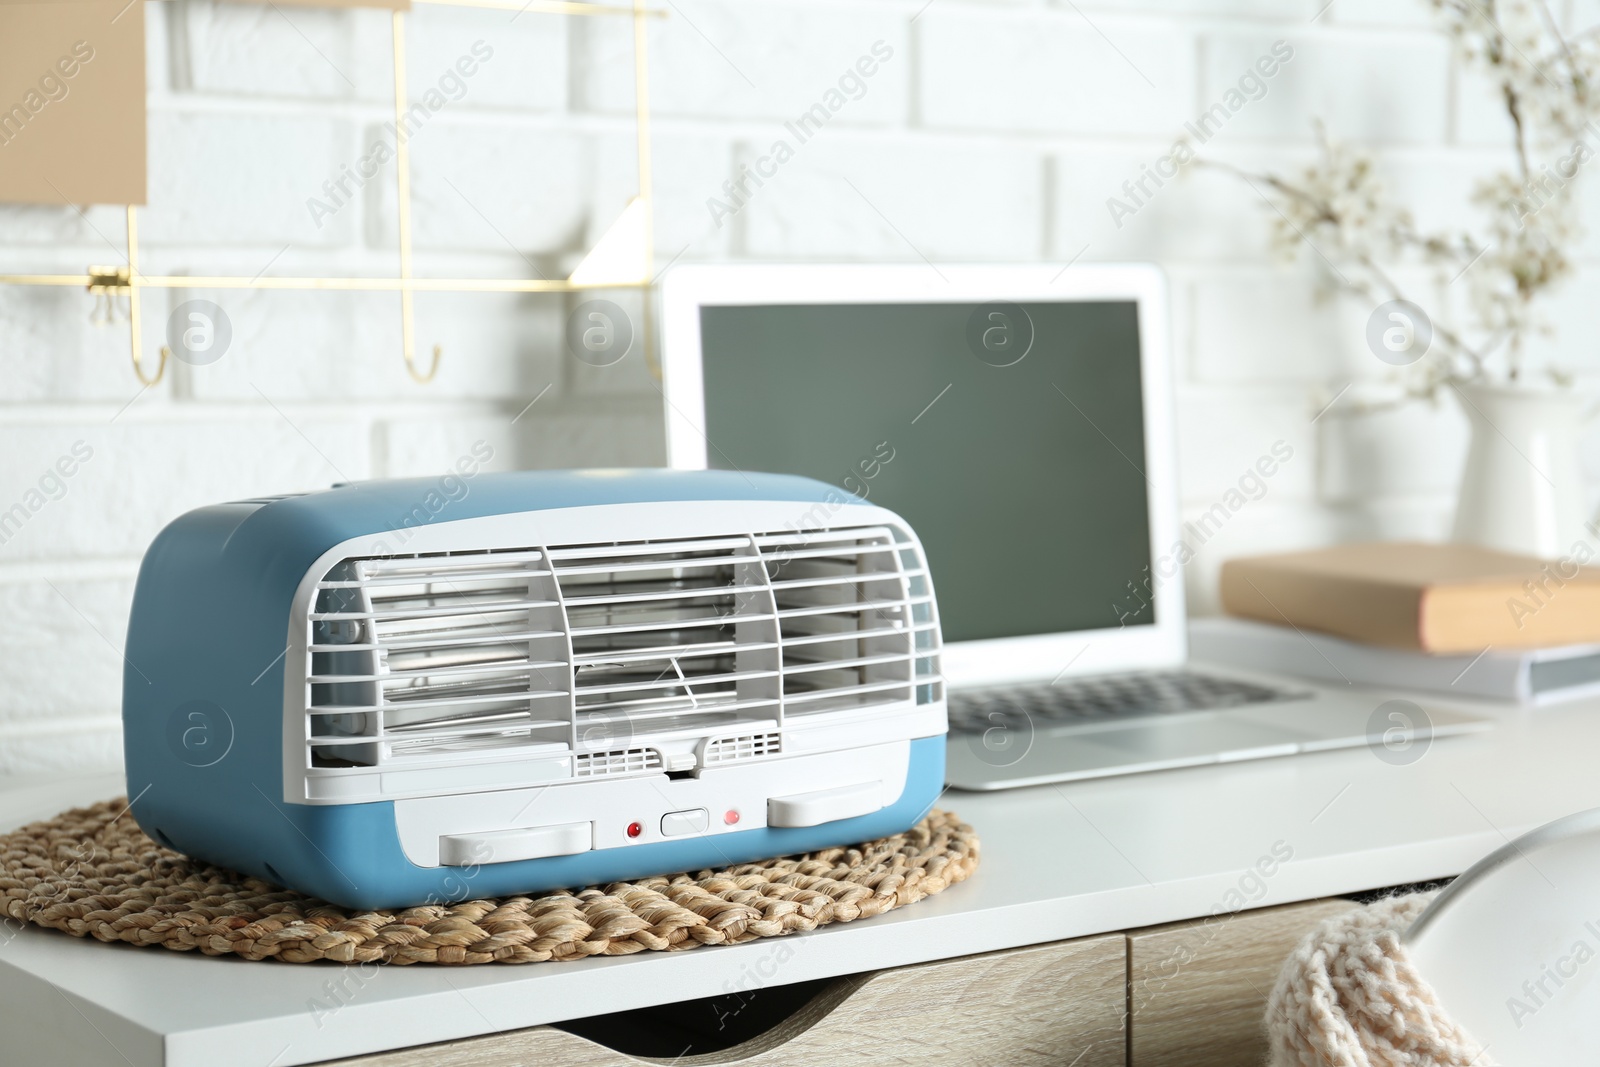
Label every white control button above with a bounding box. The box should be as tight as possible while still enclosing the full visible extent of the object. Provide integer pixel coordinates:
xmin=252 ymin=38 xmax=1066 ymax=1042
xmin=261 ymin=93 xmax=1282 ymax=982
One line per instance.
xmin=660 ymin=808 xmax=710 ymax=836
xmin=439 ymin=821 xmax=591 ymax=866
xmin=768 ymin=782 xmax=883 ymax=828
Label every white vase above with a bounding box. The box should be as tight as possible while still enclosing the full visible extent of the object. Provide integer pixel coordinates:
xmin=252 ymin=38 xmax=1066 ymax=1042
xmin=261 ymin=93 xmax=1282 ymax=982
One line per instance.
xmin=1451 ymin=383 xmax=1591 ymax=558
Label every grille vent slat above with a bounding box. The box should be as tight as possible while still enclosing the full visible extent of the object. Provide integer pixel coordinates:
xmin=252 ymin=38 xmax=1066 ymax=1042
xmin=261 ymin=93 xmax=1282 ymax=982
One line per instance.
xmin=302 ymin=523 xmax=943 ymax=778
xmin=575 ymin=748 xmax=664 ymax=777
xmin=703 ymin=732 xmax=782 ymax=764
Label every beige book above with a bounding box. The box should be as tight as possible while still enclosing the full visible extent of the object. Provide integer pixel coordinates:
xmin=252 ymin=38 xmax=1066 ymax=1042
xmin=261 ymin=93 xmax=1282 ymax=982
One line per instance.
xmin=0 ymin=0 xmax=146 ymax=206
xmin=1219 ymin=541 xmax=1600 ymax=653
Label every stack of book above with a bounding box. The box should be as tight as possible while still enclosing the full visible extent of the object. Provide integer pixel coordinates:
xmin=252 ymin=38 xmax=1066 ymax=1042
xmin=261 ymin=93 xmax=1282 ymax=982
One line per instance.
xmin=1190 ymin=542 xmax=1600 ymax=703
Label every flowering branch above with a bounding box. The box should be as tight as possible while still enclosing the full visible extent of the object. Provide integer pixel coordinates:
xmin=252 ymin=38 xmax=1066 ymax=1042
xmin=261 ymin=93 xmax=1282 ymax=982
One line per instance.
xmin=1216 ymin=0 xmax=1596 ymax=404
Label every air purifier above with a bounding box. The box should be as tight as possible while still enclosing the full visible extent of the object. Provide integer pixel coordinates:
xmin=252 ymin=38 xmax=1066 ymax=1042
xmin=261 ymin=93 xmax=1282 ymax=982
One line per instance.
xmin=123 ymin=469 xmax=946 ymax=909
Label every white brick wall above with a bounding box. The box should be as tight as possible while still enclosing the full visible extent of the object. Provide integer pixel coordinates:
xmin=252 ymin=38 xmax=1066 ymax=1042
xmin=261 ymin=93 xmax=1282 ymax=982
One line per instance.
xmin=1 ymin=0 xmax=1595 ymax=772
xmin=919 ymin=9 xmax=1195 ymax=135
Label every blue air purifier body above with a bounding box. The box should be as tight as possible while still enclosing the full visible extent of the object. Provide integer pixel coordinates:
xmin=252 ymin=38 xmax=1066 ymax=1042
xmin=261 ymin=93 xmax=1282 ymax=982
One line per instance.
xmin=123 ymin=469 xmax=946 ymax=909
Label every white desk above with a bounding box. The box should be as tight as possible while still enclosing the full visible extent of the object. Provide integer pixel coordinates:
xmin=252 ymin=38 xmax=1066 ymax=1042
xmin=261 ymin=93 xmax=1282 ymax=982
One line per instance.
xmin=2 ymin=682 xmax=1594 ymax=1067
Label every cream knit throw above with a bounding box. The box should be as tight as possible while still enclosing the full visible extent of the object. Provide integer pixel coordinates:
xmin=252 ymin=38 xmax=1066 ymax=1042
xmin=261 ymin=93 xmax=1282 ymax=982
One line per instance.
xmin=1266 ymin=892 xmax=1494 ymax=1067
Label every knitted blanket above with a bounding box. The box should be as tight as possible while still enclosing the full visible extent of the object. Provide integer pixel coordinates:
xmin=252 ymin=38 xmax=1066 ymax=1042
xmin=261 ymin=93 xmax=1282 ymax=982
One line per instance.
xmin=1265 ymin=893 xmax=1493 ymax=1067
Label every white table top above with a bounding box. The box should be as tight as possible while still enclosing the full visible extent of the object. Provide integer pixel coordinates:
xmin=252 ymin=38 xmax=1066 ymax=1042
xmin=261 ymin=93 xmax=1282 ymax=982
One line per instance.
xmin=4 ymin=679 xmax=1596 ymax=1067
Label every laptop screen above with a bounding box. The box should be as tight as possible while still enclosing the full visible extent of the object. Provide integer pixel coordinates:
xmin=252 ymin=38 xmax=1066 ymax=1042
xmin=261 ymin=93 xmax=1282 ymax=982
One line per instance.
xmin=697 ymin=300 xmax=1155 ymax=644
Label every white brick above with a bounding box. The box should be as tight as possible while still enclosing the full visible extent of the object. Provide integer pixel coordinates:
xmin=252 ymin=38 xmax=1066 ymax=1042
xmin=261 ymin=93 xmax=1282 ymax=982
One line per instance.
xmin=1180 ymin=500 xmax=1342 ymax=615
xmin=1375 ymin=150 xmax=1501 ymax=240
xmin=345 ymin=8 xmax=417 ymax=102
xmin=514 ymin=407 xmax=666 ymax=469
xmin=165 ymin=288 xmax=395 ymax=401
xmin=171 ymin=287 xmax=564 ymax=402
xmin=1201 ymin=32 xmax=1449 ymax=144
xmin=373 ymin=415 xmax=526 ymax=479
xmin=374 ymin=407 xmax=664 ymax=477
xmin=0 ymin=727 xmax=123 ymax=776
xmin=1175 ymin=389 xmax=1316 ymax=503
xmin=1568 ymin=0 xmax=1600 ymax=30
xmin=560 ymin=288 xmax=661 ymax=397
xmin=593 ymin=133 xmax=735 ymax=261
xmin=1418 ymin=145 xmax=1600 ymax=268
xmin=142 ymin=111 xmax=359 ymax=247
xmin=410 ymin=292 xmax=566 ymax=397
xmin=1349 ymin=497 xmax=1458 ymax=541
xmin=0 ymin=286 xmax=161 ymax=404
xmin=1050 ymin=138 xmax=1500 ymax=272
xmin=1190 ymin=271 xmax=1387 ymax=386
xmin=1135 ymin=147 xmax=1499 ymax=271
xmin=0 ymin=577 xmax=134 ymax=728
xmin=1090 ymin=0 xmax=1313 ymax=16
xmin=1578 ymin=423 xmax=1600 ymax=500
xmin=1052 ymin=146 xmax=1279 ymax=262
xmin=1453 ymin=60 xmax=1519 ymax=148
xmin=0 ymin=419 xmax=370 ymax=562
xmin=0 ymin=203 xmax=133 ymax=247
xmin=181 ymin=1 xmax=359 ymax=99
xmin=1316 ymin=399 xmax=1468 ymax=504
xmin=1165 ymin=274 xmax=1196 ymax=385
xmin=919 ymin=9 xmax=1194 ymax=136
xmin=1536 ymin=266 xmax=1600 ymax=374
xmin=577 ymin=1 xmax=910 ymax=124
xmin=1358 ymin=262 xmax=1600 ymax=384
xmin=1323 ymin=0 xmax=1436 ymax=28
xmin=145 ymin=0 xmax=172 ymax=94
xmin=370 ymin=125 xmax=589 ymax=255
xmin=1569 ymin=159 xmax=1600 ymax=261
xmin=403 ymin=4 xmax=566 ymax=112
xmin=738 ymin=138 xmax=1046 ymax=260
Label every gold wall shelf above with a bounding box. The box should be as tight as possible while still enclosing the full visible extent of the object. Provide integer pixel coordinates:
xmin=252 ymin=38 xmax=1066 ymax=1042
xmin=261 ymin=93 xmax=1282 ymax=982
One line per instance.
xmin=0 ymin=0 xmax=661 ymax=386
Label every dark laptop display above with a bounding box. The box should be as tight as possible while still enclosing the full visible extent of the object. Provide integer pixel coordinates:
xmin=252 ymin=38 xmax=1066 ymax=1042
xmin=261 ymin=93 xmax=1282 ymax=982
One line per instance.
xmin=697 ymin=301 xmax=1152 ymax=643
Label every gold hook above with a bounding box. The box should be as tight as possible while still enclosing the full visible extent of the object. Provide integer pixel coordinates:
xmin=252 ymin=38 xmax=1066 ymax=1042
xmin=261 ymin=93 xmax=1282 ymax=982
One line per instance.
xmin=133 ymin=344 xmax=169 ymax=387
xmin=119 ymin=207 xmax=163 ymax=387
xmin=405 ymin=342 xmax=442 ymax=384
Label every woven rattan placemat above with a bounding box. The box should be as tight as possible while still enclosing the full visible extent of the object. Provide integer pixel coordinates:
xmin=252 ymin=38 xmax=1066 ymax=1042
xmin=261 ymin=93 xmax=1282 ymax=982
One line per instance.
xmin=0 ymin=799 xmax=978 ymax=965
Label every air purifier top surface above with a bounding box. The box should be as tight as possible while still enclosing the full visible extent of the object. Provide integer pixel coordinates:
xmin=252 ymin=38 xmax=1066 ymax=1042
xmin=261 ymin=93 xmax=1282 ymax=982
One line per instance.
xmin=255 ymin=467 xmax=853 ymax=529
xmin=138 ymin=467 xmax=863 ymax=600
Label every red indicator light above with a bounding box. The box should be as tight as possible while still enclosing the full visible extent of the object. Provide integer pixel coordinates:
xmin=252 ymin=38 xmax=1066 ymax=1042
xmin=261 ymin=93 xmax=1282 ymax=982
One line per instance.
xmin=724 ymin=809 xmax=740 ymax=826
xmin=626 ymin=821 xmax=643 ymax=838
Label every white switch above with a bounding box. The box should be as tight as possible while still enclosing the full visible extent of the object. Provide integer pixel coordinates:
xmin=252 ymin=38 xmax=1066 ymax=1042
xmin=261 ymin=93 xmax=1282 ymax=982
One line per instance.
xmin=439 ymin=821 xmax=591 ymax=866
xmin=660 ymin=808 xmax=709 ymax=836
xmin=768 ymin=782 xmax=883 ymax=828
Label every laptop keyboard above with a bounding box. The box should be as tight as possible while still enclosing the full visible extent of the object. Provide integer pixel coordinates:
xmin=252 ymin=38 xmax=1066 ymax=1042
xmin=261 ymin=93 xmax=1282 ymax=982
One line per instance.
xmin=947 ymin=670 xmax=1304 ymax=734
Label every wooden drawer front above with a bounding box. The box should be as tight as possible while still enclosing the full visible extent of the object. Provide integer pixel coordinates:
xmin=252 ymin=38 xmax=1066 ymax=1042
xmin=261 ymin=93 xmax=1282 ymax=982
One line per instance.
xmin=801 ymin=934 xmax=1129 ymax=1067
xmin=1127 ymin=898 xmax=1358 ymax=1067
xmin=323 ymin=933 xmax=1127 ymax=1067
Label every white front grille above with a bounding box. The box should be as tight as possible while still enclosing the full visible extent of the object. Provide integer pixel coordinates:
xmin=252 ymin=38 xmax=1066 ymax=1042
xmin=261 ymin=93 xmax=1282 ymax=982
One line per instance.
xmin=702 ymin=731 xmax=782 ymax=764
xmin=554 ymin=535 xmax=781 ymax=748
xmin=300 ymin=524 xmax=941 ymax=780
xmin=574 ymin=747 xmax=664 ymax=777
xmin=760 ymin=528 xmax=931 ymax=717
xmin=306 ymin=550 xmax=569 ymax=768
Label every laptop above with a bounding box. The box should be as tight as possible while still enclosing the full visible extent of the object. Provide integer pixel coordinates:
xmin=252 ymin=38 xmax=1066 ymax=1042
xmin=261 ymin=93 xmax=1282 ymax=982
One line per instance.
xmin=658 ymin=263 xmax=1489 ymax=790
